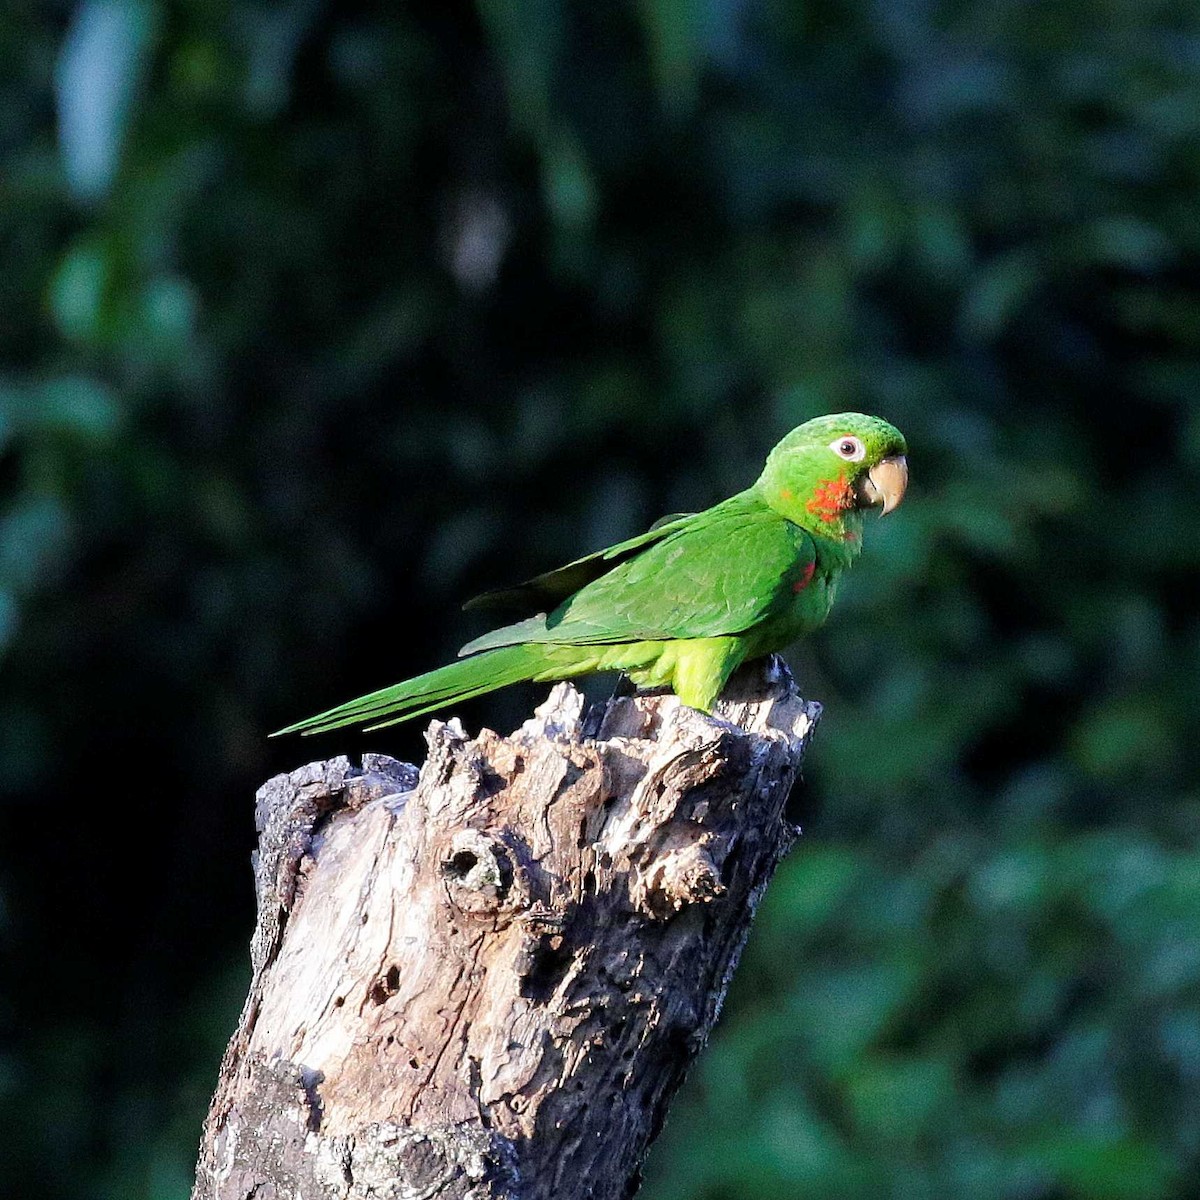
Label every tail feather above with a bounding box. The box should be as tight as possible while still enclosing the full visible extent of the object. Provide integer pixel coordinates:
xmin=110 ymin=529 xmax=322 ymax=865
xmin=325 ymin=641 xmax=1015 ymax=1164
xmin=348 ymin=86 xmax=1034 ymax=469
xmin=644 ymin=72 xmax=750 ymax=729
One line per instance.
xmin=272 ymin=645 xmax=548 ymax=736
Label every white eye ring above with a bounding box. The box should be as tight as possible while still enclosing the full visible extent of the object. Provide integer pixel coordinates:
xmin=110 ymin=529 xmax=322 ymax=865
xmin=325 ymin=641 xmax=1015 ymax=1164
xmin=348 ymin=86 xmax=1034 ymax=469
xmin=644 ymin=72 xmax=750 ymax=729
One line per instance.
xmin=830 ymin=435 xmax=866 ymax=462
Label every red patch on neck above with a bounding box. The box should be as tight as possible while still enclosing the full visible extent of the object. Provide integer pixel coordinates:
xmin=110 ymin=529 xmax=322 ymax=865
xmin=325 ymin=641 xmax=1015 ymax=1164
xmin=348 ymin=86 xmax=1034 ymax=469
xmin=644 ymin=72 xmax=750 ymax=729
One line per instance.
xmin=806 ymin=473 xmax=854 ymax=524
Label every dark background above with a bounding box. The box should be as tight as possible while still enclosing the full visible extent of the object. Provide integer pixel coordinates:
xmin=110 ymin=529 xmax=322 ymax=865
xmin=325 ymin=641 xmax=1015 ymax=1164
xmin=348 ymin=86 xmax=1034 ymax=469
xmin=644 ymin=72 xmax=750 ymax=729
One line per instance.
xmin=6 ymin=1 xmax=1200 ymax=1197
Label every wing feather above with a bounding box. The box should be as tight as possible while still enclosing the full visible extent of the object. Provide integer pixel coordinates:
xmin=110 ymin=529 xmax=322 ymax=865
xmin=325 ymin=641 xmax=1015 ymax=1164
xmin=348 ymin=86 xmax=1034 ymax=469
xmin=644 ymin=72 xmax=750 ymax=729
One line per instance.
xmin=462 ymin=513 xmax=696 ymax=614
xmin=459 ymin=497 xmax=813 ymax=654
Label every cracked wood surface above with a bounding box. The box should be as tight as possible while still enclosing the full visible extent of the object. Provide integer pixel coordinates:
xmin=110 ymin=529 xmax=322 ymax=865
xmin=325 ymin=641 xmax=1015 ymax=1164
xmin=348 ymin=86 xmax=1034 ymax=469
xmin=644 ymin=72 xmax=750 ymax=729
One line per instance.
xmin=192 ymin=658 xmax=820 ymax=1200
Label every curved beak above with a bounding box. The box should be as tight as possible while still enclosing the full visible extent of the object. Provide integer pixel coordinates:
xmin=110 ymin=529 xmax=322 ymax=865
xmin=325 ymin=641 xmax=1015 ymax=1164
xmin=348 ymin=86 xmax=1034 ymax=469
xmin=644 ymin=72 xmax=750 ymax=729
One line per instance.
xmin=857 ymin=455 xmax=908 ymax=515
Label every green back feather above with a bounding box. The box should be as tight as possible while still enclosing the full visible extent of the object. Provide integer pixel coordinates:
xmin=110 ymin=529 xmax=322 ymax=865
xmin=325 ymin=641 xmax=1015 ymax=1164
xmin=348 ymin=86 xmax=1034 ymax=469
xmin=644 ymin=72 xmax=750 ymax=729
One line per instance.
xmin=459 ymin=494 xmax=814 ymax=654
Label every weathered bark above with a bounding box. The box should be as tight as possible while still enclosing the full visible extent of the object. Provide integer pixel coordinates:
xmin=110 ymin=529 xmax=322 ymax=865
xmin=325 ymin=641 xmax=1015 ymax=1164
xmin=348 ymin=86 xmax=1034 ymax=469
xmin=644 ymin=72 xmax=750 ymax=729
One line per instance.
xmin=193 ymin=658 xmax=820 ymax=1200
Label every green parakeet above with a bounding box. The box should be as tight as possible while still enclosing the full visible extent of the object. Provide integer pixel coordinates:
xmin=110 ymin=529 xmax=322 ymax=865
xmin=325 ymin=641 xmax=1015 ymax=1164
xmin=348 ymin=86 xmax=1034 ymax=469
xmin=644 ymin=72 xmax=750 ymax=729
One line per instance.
xmin=275 ymin=413 xmax=908 ymax=735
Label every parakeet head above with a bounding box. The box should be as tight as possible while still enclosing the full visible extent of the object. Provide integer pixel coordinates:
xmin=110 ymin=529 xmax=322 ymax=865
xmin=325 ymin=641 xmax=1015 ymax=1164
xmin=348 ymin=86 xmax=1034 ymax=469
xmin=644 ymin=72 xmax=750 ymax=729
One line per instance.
xmin=757 ymin=413 xmax=908 ymax=538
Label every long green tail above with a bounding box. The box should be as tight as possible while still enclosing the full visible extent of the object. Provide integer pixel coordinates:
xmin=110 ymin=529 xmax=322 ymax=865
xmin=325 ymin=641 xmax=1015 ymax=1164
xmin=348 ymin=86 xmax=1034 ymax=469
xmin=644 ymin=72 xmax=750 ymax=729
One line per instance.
xmin=272 ymin=645 xmax=554 ymax=736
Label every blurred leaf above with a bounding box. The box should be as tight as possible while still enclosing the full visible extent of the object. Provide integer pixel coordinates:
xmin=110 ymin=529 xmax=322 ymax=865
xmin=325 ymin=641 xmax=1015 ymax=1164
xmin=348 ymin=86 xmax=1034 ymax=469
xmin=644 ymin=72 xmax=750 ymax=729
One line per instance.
xmin=0 ymin=497 xmax=70 ymax=593
xmin=636 ymin=0 xmax=703 ymax=115
xmin=34 ymin=375 xmax=121 ymax=443
xmin=959 ymin=251 xmax=1041 ymax=341
xmin=1031 ymin=1135 xmax=1177 ymax=1200
xmin=1070 ymin=698 xmax=1175 ymax=782
xmin=49 ymin=240 xmax=111 ymax=342
xmin=843 ymin=1054 xmax=957 ymax=1146
xmin=55 ymin=0 xmax=159 ymax=201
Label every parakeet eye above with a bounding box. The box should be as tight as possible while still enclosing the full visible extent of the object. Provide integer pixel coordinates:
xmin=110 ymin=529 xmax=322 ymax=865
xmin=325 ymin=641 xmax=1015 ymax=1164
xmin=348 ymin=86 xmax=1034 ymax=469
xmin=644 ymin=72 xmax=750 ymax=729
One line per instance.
xmin=830 ymin=435 xmax=866 ymax=462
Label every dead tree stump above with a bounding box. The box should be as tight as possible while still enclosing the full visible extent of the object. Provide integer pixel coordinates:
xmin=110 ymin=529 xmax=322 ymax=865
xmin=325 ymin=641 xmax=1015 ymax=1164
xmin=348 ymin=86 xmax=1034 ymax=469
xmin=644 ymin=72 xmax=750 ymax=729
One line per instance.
xmin=193 ymin=658 xmax=820 ymax=1200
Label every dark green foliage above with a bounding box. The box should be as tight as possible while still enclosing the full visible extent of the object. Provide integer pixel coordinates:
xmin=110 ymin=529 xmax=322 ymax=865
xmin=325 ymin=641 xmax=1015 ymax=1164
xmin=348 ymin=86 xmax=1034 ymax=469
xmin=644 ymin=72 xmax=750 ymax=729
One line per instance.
xmin=4 ymin=1 xmax=1200 ymax=1197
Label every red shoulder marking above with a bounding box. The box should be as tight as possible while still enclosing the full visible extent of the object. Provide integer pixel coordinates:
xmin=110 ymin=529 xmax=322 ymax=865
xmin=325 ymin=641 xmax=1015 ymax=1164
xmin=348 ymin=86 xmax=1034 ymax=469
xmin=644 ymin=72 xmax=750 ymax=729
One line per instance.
xmin=792 ymin=561 xmax=816 ymax=593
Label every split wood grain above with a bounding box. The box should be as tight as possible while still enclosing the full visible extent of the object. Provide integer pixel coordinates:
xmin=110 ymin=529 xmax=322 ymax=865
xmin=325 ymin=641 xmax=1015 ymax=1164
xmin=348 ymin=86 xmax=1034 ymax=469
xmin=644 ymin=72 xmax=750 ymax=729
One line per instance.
xmin=193 ymin=659 xmax=820 ymax=1200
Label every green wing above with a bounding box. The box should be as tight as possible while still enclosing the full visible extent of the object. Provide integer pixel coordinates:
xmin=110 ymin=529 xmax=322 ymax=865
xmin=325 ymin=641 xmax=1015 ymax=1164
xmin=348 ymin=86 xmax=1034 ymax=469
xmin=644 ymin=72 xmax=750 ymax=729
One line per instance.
xmin=463 ymin=512 xmax=696 ymax=614
xmin=460 ymin=497 xmax=813 ymax=654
